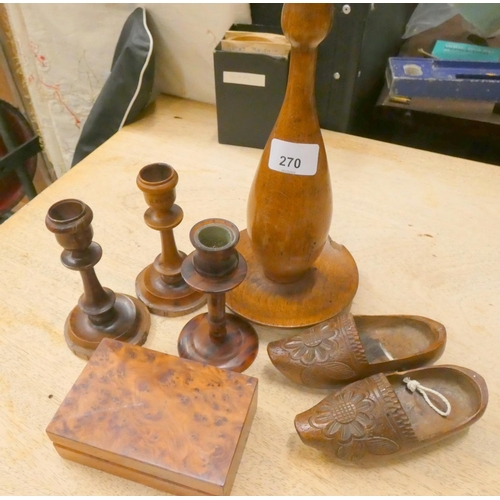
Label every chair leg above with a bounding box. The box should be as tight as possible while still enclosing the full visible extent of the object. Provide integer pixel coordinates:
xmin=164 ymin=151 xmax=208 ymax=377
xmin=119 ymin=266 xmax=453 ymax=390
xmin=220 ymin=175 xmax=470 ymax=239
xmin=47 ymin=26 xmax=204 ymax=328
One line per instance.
xmin=0 ymin=210 xmax=14 ymax=224
xmin=14 ymin=165 xmax=37 ymax=200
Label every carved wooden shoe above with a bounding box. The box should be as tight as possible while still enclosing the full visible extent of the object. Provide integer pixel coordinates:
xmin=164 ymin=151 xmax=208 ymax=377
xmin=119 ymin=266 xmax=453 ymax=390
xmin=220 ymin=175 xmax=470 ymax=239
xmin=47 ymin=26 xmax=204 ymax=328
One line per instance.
xmin=294 ymin=365 xmax=488 ymax=463
xmin=268 ymin=313 xmax=446 ymax=388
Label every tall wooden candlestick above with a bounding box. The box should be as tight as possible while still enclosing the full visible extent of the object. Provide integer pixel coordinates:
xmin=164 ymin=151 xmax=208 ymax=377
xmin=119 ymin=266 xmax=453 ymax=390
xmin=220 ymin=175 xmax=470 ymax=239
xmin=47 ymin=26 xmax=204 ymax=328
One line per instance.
xmin=177 ymin=219 xmax=259 ymax=373
xmin=46 ymin=199 xmax=150 ymax=360
xmin=226 ymin=4 xmax=358 ymax=328
xmin=135 ymin=163 xmax=206 ymax=316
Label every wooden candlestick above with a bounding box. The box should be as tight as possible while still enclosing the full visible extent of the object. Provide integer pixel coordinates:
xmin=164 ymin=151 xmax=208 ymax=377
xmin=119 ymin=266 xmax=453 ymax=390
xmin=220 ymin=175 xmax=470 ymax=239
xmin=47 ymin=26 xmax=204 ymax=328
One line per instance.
xmin=226 ymin=4 xmax=358 ymax=328
xmin=135 ymin=163 xmax=206 ymax=316
xmin=46 ymin=199 xmax=150 ymax=360
xmin=177 ymin=219 xmax=259 ymax=373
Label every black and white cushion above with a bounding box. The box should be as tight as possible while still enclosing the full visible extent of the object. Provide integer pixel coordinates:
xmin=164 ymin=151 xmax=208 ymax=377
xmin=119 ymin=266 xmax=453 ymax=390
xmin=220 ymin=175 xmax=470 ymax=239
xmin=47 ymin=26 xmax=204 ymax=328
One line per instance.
xmin=72 ymin=6 xmax=154 ymax=166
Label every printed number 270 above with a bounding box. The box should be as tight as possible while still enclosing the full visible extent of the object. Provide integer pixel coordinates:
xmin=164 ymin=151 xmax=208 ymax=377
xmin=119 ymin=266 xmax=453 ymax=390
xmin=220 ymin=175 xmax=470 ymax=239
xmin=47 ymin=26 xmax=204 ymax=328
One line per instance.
xmin=279 ymin=156 xmax=301 ymax=169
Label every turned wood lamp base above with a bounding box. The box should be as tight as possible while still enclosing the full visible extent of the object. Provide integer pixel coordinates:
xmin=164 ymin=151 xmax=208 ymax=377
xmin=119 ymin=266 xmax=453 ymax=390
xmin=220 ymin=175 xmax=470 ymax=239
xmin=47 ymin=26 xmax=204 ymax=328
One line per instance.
xmin=65 ymin=294 xmax=150 ymax=360
xmin=229 ymin=5 xmax=360 ymax=328
xmin=226 ymin=230 xmax=359 ymax=328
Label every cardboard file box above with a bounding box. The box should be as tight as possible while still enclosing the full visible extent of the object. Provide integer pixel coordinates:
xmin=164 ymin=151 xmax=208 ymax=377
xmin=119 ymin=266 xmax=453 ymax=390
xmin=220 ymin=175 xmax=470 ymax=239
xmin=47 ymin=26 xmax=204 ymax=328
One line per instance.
xmin=214 ymin=34 xmax=289 ymax=149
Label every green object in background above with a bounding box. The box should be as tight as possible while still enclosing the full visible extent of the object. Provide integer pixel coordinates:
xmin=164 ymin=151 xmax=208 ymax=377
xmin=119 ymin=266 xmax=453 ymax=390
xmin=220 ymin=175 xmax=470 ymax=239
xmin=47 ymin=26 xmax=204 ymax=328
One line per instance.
xmin=432 ymin=40 xmax=500 ymax=62
xmin=454 ymin=3 xmax=500 ymax=37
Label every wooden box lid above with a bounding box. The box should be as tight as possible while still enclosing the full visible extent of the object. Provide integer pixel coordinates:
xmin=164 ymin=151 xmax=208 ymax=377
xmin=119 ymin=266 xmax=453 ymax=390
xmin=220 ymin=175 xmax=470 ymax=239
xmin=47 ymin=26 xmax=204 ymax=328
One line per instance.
xmin=46 ymin=338 xmax=258 ymax=495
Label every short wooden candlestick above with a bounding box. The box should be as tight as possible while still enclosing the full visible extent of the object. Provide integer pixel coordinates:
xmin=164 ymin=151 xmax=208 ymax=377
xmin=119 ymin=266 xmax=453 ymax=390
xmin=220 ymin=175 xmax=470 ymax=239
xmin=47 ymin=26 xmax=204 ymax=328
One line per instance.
xmin=135 ymin=163 xmax=206 ymax=316
xmin=46 ymin=199 xmax=150 ymax=360
xmin=177 ymin=219 xmax=259 ymax=373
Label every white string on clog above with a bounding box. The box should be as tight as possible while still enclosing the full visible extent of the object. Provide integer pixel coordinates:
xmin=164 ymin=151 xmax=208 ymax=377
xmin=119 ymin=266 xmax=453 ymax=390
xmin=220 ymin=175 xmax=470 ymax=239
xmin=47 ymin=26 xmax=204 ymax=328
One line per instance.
xmin=403 ymin=377 xmax=451 ymax=417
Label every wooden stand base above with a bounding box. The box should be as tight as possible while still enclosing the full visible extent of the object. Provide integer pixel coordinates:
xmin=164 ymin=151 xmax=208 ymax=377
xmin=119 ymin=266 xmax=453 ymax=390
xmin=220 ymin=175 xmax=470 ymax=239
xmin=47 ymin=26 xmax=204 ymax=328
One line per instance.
xmin=136 ymin=259 xmax=207 ymax=317
xmin=226 ymin=230 xmax=359 ymax=328
xmin=178 ymin=313 xmax=259 ymax=373
xmin=64 ymin=294 xmax=150 ymax=360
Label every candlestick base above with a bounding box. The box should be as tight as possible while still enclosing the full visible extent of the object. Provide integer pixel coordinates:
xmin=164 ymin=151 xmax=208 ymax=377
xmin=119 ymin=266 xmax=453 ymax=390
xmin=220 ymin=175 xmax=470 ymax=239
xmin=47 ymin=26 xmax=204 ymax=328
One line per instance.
xmin=226 ymin=230 xmax=359 ymax=328
xmin=136 ymin=258 xmax=207 ymax=317
xmin=178 ymin=313 xmax=259 ymax=373
xmin=64 ymin=293 xmax=150 ymax=360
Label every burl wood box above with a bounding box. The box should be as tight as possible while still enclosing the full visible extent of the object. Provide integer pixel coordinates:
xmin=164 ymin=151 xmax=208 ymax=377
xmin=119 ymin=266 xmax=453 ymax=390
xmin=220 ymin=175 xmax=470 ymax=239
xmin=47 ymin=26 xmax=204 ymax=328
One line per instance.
xmin=46 ymin=338 xmax=258 ymax=495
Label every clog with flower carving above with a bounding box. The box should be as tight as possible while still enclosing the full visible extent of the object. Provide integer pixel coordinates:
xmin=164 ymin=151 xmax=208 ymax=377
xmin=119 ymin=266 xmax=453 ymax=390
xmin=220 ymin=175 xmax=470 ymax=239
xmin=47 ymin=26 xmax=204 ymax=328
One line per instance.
xmin=295 ymin=365 xmax=488 ymax=462
xmin=267 ymin=313 xmax=446 ymax=388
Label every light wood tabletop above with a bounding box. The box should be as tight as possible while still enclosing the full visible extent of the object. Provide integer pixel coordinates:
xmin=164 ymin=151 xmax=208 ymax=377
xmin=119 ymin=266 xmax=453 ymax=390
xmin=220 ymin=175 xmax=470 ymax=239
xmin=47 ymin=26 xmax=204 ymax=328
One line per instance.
xmin=1 ymin=95 xmax=499 ymax=495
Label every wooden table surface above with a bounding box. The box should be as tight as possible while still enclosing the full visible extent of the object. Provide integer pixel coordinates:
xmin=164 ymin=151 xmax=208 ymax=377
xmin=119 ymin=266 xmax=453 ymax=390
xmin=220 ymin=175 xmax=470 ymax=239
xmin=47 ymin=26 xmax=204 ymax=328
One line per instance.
xmin=1 ymin=95 xmax=499 ymax=495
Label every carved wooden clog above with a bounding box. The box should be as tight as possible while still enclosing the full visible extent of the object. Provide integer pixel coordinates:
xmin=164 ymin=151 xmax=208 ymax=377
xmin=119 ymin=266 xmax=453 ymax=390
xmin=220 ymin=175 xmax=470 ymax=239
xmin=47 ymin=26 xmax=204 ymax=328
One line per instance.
xmin=267 ymin=313 xmax=446 ymax=388
xmin=294 ymin=365 xmax=488 ymax=463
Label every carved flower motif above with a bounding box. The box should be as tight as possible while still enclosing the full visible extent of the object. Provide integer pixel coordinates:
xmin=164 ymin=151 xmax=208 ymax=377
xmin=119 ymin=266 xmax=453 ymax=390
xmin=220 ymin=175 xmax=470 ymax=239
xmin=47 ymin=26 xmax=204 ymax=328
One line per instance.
xmin=309 ymin=391 xmax=374 ymax=441
xmin=283 ymin=323 xmax=338 ymax=365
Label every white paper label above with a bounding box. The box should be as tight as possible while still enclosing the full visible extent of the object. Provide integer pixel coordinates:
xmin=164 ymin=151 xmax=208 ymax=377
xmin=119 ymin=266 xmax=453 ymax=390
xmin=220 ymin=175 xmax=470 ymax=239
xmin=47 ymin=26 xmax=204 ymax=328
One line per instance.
xmin=268 ymin=139 xmax=319 ymax=176
xmin=223 ymin=71 xmax=266 ymax=87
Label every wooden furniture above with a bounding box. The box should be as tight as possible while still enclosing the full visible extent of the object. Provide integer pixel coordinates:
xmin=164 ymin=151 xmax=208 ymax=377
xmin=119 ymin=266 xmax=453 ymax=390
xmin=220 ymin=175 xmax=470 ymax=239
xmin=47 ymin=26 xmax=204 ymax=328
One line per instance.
xmin=178 ymin=218 xmax=259 ymax=372
xmin=376 ymin=84 xmax=500 ymax=166
xmin=46 ymin=338 xmax=258 ymax=495
xmin=374 ymin=15 xmax=500 ymax=167
xmin=45 ymin=199 xmax=150 ymax=359
xmin=0 ymin=100 xmax=40 ymax=219
xmin=0 ymin=95 xmax=499 ymax=495
xmin=135 ymin=162 xmax=206 ymax=316
xmin=226 ymin=4 xmax=358 ymax=328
